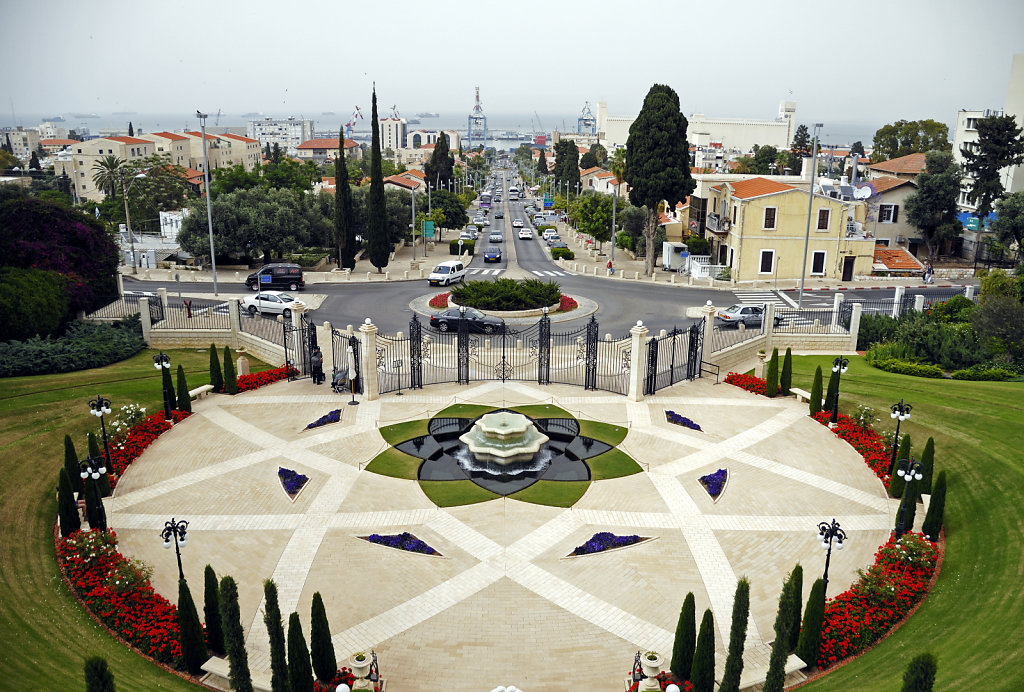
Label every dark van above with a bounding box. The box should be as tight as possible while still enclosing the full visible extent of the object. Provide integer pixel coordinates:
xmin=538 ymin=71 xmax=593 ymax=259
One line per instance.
xmin=245 ymin=263 xmax=304 ymax=291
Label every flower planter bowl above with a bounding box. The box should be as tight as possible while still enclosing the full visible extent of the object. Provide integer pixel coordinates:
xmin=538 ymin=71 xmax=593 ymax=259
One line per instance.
xmin=349 ymin=653 xmax=370 ymax=678
xmin=641 ymin=651 xmax=663 ymax=678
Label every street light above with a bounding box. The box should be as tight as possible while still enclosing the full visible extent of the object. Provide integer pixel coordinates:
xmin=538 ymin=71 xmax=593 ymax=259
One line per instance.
xmin=196 ymin=111 xmax=219 ymax=295
xmin=894 ymin=457 xmax=924 ymax=537
xmin=888 ymin=400 xmax=912 ymax=475
xmin=153 ymin=352 xmax=173 ymax=420
xmin=79 ymin=455 xmax=108 ymax=531
xmin=122 ymin=172 xmax=146 ymax=274
xmin=817 ymin=518 xmax=847 ymax=596
xmin=160 ymin=517 xmax=189 ymax=581
xmin=798 ymin=123 xmax=824 ymax=308
xmin=829 ymin=356 xmax=849 ymax=425
xmin=88 ymin=395 xmax=113 ymax=473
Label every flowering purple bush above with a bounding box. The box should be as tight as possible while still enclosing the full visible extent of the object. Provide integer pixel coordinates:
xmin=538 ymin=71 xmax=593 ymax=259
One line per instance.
xmin=571 ymin=531 xmax=643 ymax=556
xmin=305 ymin=409 xmax=342 ymax=430
xmin=698 ymin=468 xmax=728 ymax=499
xmin=665 ymin=410 xmax=702 ymax=431
xmin=365 ymin=532 xmax=438 ymax=555
xmin=278 ymin=467 xmax=309 ymax=496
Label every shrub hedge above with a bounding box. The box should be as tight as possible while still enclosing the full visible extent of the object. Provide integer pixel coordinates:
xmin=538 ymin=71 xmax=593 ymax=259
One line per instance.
xmin=0 ymin=316 xmax=145 ymax=377
xmin=450 ymin=278 xmax=560 ymax=311
xmin=448 ymin=239 xmax=475 ymax=256
xmin=0 ymin=266 xmax=71 ymax=341
xmin=950 ymin=367 xmax=1014 ymax=380
xmin=870 ymin=358 xmax=944 ymax=378
xmin=551 ymin=247 xmax=575 ymax=260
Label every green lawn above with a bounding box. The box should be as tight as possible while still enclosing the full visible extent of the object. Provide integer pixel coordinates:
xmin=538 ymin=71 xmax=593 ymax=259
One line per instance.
xmin=434 ymin=403 xmax=494 ymax=420
xmin=578 ymin=419 xmax=628 ymax=446
xmin=509 ymin=480 xmax=591 ymax=507
xmin=0 ymin=348 xmax=271 ymax=691
xmin=378 ymin=419 xmax=430 ymax=445
xmin=788 ymin=356 xmax=1023 ymax=691
xmin=417 ymin=480 xmax=499 ymax=507
xmin=509 ymin=403 xmax=574 ymax=419
xmin=364 ymin=448 xmax=421 ymax=479
xmin=587 ymin=448 xmax=643 ymax=480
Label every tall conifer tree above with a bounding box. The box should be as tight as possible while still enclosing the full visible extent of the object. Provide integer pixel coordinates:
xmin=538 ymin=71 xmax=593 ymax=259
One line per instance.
xmin=335 ymin=130 xmax=357 ymax=270
xmin=366 ymin=88 xmax=390 ymax=272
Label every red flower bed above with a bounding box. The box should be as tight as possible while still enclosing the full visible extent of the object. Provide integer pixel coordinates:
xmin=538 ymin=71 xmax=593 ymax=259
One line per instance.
xmin=428 ymin=292 xmax=450 ymax=309
xmin=626 ymin=672 xmax=694 ymax=692
xmin=56 ymin=529 xmax=185 ymax=665
xmin=236 ymin=365 xmax=294 ymax=393
xmin=107 ymin=410 xmax=190 ymax=482
xmin=558 ymin=294 xmax=578 ymax=312
xmin=724 ymin=371 xmax=767 ymax=395
xmin=314 ymin=667 xmax=375 ymax=692
xmin=812 ymin=410 xmax=891 ymax=481
xmin=816 ymin=532 xmax=939 ymax=668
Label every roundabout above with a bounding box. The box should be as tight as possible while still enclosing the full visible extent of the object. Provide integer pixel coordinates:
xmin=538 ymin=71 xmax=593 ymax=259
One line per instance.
xmin=104 ymin=375 xmax=898 ymax=691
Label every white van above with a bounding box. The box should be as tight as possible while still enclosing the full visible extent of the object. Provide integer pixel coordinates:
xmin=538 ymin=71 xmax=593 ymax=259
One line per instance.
xmin=428 ymin=260 xmax=468 ymax=286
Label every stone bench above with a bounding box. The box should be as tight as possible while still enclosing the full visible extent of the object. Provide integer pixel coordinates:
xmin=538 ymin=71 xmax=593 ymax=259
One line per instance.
xmin=790 ymin=387 xmax=812 ymax=403
xmin=189 ymin=384 xmax=215 ymax=400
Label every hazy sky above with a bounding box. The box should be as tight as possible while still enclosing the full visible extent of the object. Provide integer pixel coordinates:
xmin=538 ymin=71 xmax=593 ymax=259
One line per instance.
xmin=3 ymin=0 xmax=1022 ymax=135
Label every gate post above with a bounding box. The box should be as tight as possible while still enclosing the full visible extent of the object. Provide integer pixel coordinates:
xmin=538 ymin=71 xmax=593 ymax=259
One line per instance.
xmin=139 ymin=297 xmax=153 ymax=343
xmin=359 ymin=318 xmax=380 ymax=401
xmin=765 ymin=303 xmax=777 ymax=353
xmin=892 ymin=286 xmax=906 ymax=318
xmin=538 ymin=311 xmax=551 ymax=384
xmin=627 ymin=321 xmax=649 ymax=401
xmin=701 ymin=301 xmax=716 ymax=356
xmin=847 ymin=303 xmax=863 ymax=351
xmin=830 ymin=293 xmax=845 ymax=330
xmin=228 ymin=298 xmax=242 ymax=349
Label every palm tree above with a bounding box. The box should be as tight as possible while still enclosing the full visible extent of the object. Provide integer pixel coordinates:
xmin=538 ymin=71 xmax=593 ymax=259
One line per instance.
xmin=609 ymin=147 xmax=627 ymax=250
xmin=92 ymin=155 xmax=126 ymax=198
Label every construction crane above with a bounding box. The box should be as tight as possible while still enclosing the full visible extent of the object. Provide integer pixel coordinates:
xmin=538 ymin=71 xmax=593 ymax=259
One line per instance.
xmin=534 ymin=111 xmax=543 ymax=134
xmin=215 ymin=109 xmax=222 ymax=126
xmin=467 ymin=87 xmax=487 ymax=150
xmin=344 ymin=106 xmax=363 ymax=139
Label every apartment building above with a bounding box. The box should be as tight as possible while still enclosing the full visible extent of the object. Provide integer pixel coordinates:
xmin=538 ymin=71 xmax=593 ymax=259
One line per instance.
xmin=295 ymin=138 xmax=361 ymax=164
xmin=1 ymin=127 xmax=41 ymax=162
xmin=137 ymin=132 xmax=192 ymax=167
xmin=64 ymin=136 xmax=155 ymax=201
xmin=378 ymin=117 xmax=406 ymax=153
xmin=217 ymin=133 xmax=261 ymax=169
xmin=247 ymin=117 xmax=314 ymax=155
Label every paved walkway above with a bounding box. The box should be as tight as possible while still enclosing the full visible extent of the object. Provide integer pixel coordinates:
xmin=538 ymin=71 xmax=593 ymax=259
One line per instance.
xmin=109 ymin=377 xmax=898 ymax=691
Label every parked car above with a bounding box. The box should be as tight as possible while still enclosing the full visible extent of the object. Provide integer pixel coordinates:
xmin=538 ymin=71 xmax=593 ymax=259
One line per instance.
xmin=518 ymin=229 xmax=533 ymax=239
xmin=245 ymin=263 xmax=304 ymax=292
xmin=542 ymin=229 xmax=558 ymax=241
xmin=240 ymin=291 xmax=306 ymax=317
xmin=428 ymin=260 xmax=468 ymax=286
xmin=714 ymin=304 xmax=783 ymax=327
xmin=549 ymin=241 xmax=568 ymax=250
xmin=483 ymin=246 xmax=502 ymax=262
xmin=430 ymin=307 xmax=505 ymax=334
xmin=489 ymin=232 xmax=504 ymax=243
xmin=545 ymin=235 xmax=562 ymax=246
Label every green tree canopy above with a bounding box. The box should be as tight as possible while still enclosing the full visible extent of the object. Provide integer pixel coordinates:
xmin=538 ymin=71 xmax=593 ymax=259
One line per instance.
xmin=429 ymin=188 xmax=469 ymax=229
xmin=961 ymin=113 xmax=1024 ymax=225
xmin=872 ymin=119 xmax=951 ymax=162
xmin=579 ymin=151 xmax=599 ymax=170
xmin=424 ymin=133 xmax=455 ymax=190
xmin=904 ymin=151 xmax=963 ymax=260
xmin=590 ymin=142 xmax=608 ymax=165
xmin=625 ymin=84 xmax=695 ymax=275
xmin=335 ymin=133 xmax=357 ymax=269
xmin=791 ymin=124 xmax=811 ymax=157
xmin=753 ymin=145 xmax=780 ymax=174
xmin=572 ymin=192 xmax=614 ymax=250
xmin=552 ymin=139 xmax=581 ymax=191
xmin=992 ymin=191 xmax=1024 ymax=252
xmin=365 ymin=88 xmax=390 ymax=272
xmin=536 ymin=149 xmax=548 ymax=176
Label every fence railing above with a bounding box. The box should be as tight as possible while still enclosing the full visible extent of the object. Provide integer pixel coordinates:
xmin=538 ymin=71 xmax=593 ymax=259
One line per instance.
xmin=711 ymin=320 xmax=764 ymax=353
xmin=85 ymin=295 xmax=142 ymax=320
xmin=773 ymin=308 xmax=849 ymax=335
xmin=237 ymin=303 xmax=285 ymax=346
xmin=151 ymin=302 xmax=230 ymax=330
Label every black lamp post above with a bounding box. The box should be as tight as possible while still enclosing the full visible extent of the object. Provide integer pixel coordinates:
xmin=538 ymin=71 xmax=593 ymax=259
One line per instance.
xmin=888 ymin=400 xmax=912 ymax=475
xmin=829 ymin=356 xmax=850 ymax=425
xmin=153 ymin=352 xmax=173 ymax=420
xmin=79 ymin=455 xmax=108 ymax=531
xmin=160 ymin=517 xmax=189 ymax=581
xmin=631 ymin=651 xmax=644 ymax=683
xmin=88 ymin=394 xmax=113 ymax=473
xmin=368 ymin=650 xmax=380 ymax=683
xmin=817 ymin=518 xmax=847 ymax=596
xmin=894 ymin=457 xmax=924 ymax=537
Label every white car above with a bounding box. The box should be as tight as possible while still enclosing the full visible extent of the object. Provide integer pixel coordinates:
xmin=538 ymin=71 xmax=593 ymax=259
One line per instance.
xmin=518 ymin=229 xmax=533 ymax=239
xmin=240 ymin=291 xmax=306 ymax=317
xmin=512 ymin=219 xmax=524 ymax=228
xmin=542 ymin=229 xmax=558 ymax=241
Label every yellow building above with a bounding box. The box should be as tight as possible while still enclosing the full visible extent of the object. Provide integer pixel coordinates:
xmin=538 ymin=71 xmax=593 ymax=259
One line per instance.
xmin=707 ymin=177 xmax=874 ymax=283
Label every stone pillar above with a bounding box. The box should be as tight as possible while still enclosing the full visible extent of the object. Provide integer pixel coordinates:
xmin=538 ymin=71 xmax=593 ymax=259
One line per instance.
xmin=701 ymin=301 xmax=717 ymax=363
xmin=290 ymin=303 xmax=307 ymax=330
xmin=892 ymin=286 xmax=905 ymax=318
xmin=765 ymin=303 xmax=777 ymax=353
xmin=627 ymin=321 xmax=649 ymax=402
xmin=359 ymin=319 xmax=380 ymax=402
xmin=139 ymin=296 xmax=153 ymax=343
xmin=228 ymin=298 xmax=242 ymax=349
xmin=965 ymin=284 xmax=975 ymax=300
xmin=236 ymin=356 xmax=250 ymax=376
xmin=848 ymin=303 xmax=863 ymax=351
xmin=115 ymin=272 xmax=124 ymax=297
xmin=830 ymin=292 xmax=845 ymax=330
xmin=914 ymin=294 xmax=925 ymax=312
xmin=157 ymin=287 xmax=168 ymax=310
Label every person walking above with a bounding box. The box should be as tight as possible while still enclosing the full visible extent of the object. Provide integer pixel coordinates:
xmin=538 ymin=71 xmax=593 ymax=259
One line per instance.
xmin=607 ymin=258 xmax=614 ymax=275
xmin=924 ymin=263 xmax=934 ymax=284
xmin=311 ymin=347 xmax=324 ymax=385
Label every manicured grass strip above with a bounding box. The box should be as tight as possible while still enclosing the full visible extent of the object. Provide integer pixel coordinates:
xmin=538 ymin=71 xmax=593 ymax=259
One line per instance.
xmin=364 ymin=448 xmax=421 ymax=480
xmin=509 ymin=404 xmax=575 ymax=420
xmin=418 ymin=480 xmax=499 ymax=507
xmin=378 ymin=419 xmax=429 ymax=445
xmin=587 ymin=448 xmax=643 ymax=480
xmin=434 ymin=403 xmax=494 ymax=419
xmin=578 ymin=419 xmax=628 ymax=445
xmin=510 ymin=480 xmax=590 ymax=507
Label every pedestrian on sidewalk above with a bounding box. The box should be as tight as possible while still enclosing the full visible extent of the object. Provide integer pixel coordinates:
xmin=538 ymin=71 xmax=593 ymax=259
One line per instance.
xmin=924 ymin=262 xmax=934 ymax=284
xmin=311 ymin=347 xmax=324 ymax=384
xmin=607 ymin=258 xmax=614 ymax=275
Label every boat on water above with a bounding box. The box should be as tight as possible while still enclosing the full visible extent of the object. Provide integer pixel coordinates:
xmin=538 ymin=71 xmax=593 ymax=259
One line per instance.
xmin=70 ymin=113 xmax=99 ymax=118
xmin=407 ymin=118 xmax=421 ymax=125
xmin=44 ymin=116 xmax=66 ymax=122
xmin=241 ymin=112 xmax=263 ymax=118
xmin=416 ymin=112 xmax=440 ymax=118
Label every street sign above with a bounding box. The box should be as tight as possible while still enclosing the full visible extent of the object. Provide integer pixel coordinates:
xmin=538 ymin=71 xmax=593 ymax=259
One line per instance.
xmin=963 ymin=217 xmax=979 ymax=231
xmin=422 ymin=221 xmax=435 ymax=239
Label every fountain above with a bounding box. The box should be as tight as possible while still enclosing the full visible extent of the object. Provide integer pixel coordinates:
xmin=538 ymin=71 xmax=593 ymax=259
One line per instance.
xmin=459 ymin=411 xmax=549 ymax=465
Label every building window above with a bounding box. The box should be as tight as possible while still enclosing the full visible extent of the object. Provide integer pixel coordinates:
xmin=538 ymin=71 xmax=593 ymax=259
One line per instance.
xmin=879 ymin=204 xmax=899 ymax=223
xmin=732 ymin=205 xmax=737 ymax=224
xmin=811 ymin=250 xmax=826 ymax=275
xmin=817 ymin=208 xmax=831 ymax=230
xmin=763 ymin=207 xmax=777 ymax=229
xmin=759 ymin=249 xmax=775 ymax=274
xmin=876 ymin=238 xmax=890 ymax=247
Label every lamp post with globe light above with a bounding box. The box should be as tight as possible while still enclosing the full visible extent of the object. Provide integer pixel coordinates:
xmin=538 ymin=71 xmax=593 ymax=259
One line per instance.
xmin=817 ymin=518 xmax=847 ymax=596
xmin=153 ymin=352 xmax=173 ymax=420
xmin=888 ymin=400 xmax=912 ymax=475
xmin=88 ymin=395 xmax=113 ymax=473
xmin=894 ymin=457 xmax=924 ymax=537
xmin=160 ymin=517 xmax=189 ymax=581
xmin=79 ymin=456 xmax=108 ymax=531
xmin=829 ymin=356 xmax=850 ymax=426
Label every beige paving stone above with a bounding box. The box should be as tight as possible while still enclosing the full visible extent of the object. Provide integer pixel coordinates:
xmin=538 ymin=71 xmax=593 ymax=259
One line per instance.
xmin=574 ymin=473 xmax=670 ymax=513
xmin=333 ymin=473 xmax=436 ymax=514
xmin=446 ymin=497 xmax=564 ymax=548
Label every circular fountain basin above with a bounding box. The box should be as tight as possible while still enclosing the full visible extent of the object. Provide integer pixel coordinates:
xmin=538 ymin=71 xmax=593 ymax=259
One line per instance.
xmin=459 ymin=411 xmax=550 ymax=465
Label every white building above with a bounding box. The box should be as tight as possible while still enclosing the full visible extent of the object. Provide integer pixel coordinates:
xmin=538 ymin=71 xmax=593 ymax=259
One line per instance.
xmin=37 ymin=121 xmax=69 ymax=140
xmin=159 ymin=209 xmax=189 ymax=241
xmin=63 ymin=136 xmax=155 ymax=201
xmin=246 ymin=117 xmax=314 ymax=155
xmin=1 ymin=127 xmax=41 ymax=162
xmin=405 ymin=129 xmax=460 ymax=152
xmin=378 ymin=117 xmax=407 ymax=153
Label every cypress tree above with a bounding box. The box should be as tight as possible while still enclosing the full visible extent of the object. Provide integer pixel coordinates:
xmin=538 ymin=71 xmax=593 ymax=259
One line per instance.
xmin=58 ymin=468 xmax=81 ymax=537
xmin=223 ymin=346 xmax=238 ymax=394
xmin=177 ymin=578 xmax=207 ymax=674
xmin=161 ymin=364 xmax=177 ymax=412
xmin=335 ymin=129 xmax=357 ymax=270
xmin=309 ymin=591 xmax=337 ymax=683
xmin=900 ymin=652 xmax=938 ymax=692
xmin=763 ymin=578 xmax=797 ymax=692
xmin=83 ymin=474 xmax=101 ymax=529
xmin=84 ymin=656 xmax=115 ymax=692
xmin=919 ymin=437 xmax=935 ymax=496
xmin=898 ymin=487 xmax=919 ymax=534
xmin=786 ymin=564 xmax=803 ymax=651
xmin=203 ymin=565 xmax=225 ymax=656
xmin=219 ymin=576 xmax=253 ymax=692
xmin=670 ymin=592 xmax=696 ymax=680
xmin=88 ymin=433 xmax=111 ymax=497
xmin=780 ymin=347 xmax=793 ymax=395
xmin=889 ymin=433 xmax=913 ymax=498
xmin=766 ymin=347 xmax=780 ymax=397
xmin=64 ymin=434 xmax=83 ymax=495
xmin=690 ymin=609 xmax=716 ymax=692
xmin=719 ymin=578 xmax=750 ymax=692
xmin=287 ymin=612 xmax=314 ymax=692
xmin=177 ymin=364 xmax=192 ymax=413
xmin=365 ymin=88 xmax=390 ymax=273
xmin=823 ymin=368 xmax=839 ymax=415
xmin=210 ymin=344 xmax=223 ymax=391
xmin=809 ymin=366 xmax=823 ymax=416
xmin=263 ymin=579 xmax=290 ymax=692
xmin=796 ymin=578 xmax=826 ymax=668
xmin=921 ymin=471 xmax=947 ymax=541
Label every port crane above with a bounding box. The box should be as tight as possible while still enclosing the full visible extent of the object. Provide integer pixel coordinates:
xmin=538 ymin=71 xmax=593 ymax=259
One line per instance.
xmin=344 ymin=106 xmax=363 ymax=139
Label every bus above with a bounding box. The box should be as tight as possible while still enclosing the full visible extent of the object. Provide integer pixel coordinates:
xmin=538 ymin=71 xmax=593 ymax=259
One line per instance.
xmin=508 ymin=185 xmax=519 ymax=197
xmin=479 ymin=192 xmax=491 ymax=210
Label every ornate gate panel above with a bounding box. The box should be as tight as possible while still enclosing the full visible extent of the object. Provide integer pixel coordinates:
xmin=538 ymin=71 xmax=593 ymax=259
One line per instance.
xmin=548 ymin=319 xmax=591 ymax=387
xmin=466 ymin=322 xmax=542 ymax=383
xmin=283 ymin=317 xmax=311 ymax=381
xmin=594 ymin=333 xmax=631 ymax=394
xmin=375 ymin=331 xmax=410 ymax=394
xmin=686 ymin=320 xmax=704 ymax=380
xmin=330 ymin=326 xmax=362 ymax=394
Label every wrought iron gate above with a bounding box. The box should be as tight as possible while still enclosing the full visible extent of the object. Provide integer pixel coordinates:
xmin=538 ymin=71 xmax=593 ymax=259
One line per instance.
xmin=547 ymin=315 xmax=598 ymax=389
xmin=330 ymin=327 xmax=362 ymax=394
xmin=376 ymin=329 xmax=411 ymax=394
xmin=644 ymin=321 xmax=704 ymax=395
xmin=283 ymin=314 xmax=314 ymax=380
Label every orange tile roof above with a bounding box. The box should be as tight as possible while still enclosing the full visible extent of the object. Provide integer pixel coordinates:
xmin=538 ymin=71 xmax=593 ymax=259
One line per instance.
xmin=184 ymin=131 xmax=219 ymax=140
xmin=297 ymin=138 xmax=359 ymax=149
xmin=40 ymin=138 xmax=77 ymax=146
xmin=580 ymin=166 xmax=602 ymax=176
xmin=383 ymin=175 xmax=419 ymax=190
xmin=868 ymin=152 xmax=926 ymax=175
xmin=862 ymin=176 xmax=915 ymax=194
xmin=107 ymin=136 xmax=151 ymax=145
xmin=874 ymin=247 xmax=922 ymax=271
xmin=420 ymin=143 xmax=435 ymax=149
xmin=595 ymin=171 xmax=614 ymax=178
xmin=403 ymin=169 xmax=426 ymax=179
xmin=220 ymin=133 xmax=259 ymax=143
xmin=321 ymin=177 xmax=336 ymax=186
xmin=150 ymin=131 xmax=189 ymax=141
xmin=577 ymin=146 xmax=589 ymax=154
xmin=711 ymin=177 xmax=795 ymax=199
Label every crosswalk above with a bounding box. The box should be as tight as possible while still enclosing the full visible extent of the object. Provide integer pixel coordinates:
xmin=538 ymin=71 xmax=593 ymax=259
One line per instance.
xmin=530 ymin=269 xmax=573 ymax=277
xmin=466 ymin=268 xmax=573 ymax=278
xmin=467 ymin=268 xmax=504 ymax=276
xmin=731 ymin=290 xmax=793 ymax=308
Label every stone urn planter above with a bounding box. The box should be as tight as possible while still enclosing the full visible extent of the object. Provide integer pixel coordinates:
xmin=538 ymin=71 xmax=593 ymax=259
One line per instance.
xmin=641 ymin=651 xmax=664 ymax=679
xmin=350 ymin=652 xmax=371 ymax=678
